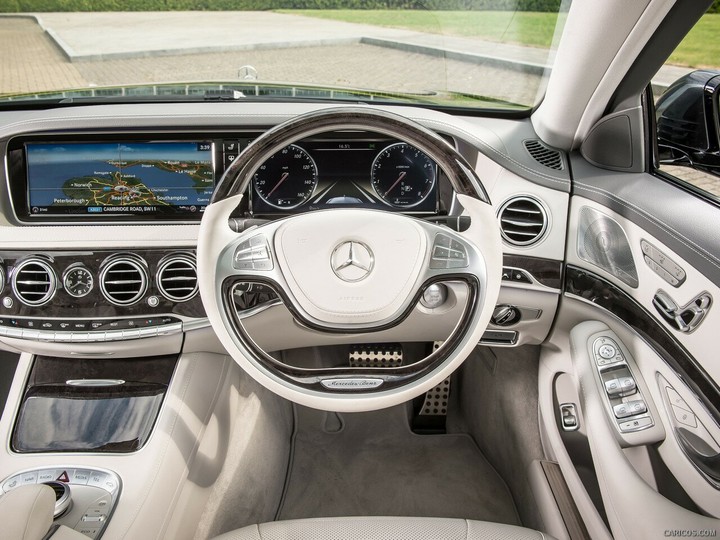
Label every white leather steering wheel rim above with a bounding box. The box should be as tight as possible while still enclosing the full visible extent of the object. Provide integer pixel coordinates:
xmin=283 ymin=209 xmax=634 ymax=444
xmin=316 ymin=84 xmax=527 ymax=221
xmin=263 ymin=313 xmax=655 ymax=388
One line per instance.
xmin=197 ymin=107 xmax=503 ymax=412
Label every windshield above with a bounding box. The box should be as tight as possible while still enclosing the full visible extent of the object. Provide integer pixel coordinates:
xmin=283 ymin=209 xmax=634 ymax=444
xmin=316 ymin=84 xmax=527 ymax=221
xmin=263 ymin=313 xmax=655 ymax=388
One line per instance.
xmin=0 ymin=2 xmax=572 ymax=110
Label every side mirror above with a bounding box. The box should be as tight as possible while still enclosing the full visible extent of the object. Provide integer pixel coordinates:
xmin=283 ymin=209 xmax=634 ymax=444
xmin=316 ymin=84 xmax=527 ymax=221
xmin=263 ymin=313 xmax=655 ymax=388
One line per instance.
xmin=656 ymin=70 xmax=720 ymax=177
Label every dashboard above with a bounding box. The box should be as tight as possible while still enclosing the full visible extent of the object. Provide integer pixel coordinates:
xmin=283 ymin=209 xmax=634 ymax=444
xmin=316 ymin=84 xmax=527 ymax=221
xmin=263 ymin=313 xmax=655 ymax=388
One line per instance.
xmin=0 ymin=125 xmax=456 ymax=348
xmin=0 ymin=103 xmax=570 ymax=354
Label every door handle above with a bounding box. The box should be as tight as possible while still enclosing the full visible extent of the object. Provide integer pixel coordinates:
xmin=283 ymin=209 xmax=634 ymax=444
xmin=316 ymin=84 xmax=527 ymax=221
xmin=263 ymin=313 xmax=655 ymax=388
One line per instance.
xmin=676 ymin=427 xmax=720 ymax=488
xmin=653 ymin=290 xmax=712 ymax=333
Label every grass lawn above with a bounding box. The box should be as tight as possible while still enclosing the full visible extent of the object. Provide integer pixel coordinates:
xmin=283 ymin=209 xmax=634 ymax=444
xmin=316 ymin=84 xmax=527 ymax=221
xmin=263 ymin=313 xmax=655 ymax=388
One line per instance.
xmin=278 ymin=10 xmax=720 ymax=68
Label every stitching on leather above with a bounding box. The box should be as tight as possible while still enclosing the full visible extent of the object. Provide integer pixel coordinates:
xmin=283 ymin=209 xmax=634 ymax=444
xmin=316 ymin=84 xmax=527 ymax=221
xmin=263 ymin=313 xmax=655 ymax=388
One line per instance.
xmin=25 ymin=488 xmax=45 ymax=540
xmin=117 ymin=359 xmax=198 ymax=540
xmin=413 ymin=118 xmax=570 ymax=187
xmin=575 ymin=182 xmax=720 ymax=273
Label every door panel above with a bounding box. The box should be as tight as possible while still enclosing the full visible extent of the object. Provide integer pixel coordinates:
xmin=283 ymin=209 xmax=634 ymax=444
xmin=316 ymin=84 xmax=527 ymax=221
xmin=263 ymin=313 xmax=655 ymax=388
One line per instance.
xmin=542 ymin=153 xmax=720 ymax=538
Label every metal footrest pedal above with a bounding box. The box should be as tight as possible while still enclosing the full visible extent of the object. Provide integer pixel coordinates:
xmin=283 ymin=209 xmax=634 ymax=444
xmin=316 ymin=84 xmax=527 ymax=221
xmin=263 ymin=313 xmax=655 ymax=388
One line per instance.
xmin=349 ymin=343 xmax=403 ymax=368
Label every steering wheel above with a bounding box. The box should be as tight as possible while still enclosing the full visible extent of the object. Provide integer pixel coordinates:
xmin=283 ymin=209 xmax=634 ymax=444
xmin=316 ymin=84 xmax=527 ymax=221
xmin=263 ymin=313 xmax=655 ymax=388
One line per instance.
xmin=197 ymin=107 xmax=502 ymax=412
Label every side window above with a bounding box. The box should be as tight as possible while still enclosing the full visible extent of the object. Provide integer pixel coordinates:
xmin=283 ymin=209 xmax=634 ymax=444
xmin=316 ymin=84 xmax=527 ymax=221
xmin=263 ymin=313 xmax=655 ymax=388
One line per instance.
xmin=652 ymin=5 xmax=720 ymax=199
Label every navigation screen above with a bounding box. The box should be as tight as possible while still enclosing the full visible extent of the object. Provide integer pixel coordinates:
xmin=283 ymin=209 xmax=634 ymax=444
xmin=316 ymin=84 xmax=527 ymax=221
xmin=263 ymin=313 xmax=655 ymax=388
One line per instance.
xmin=25 ymin=141 xmax=214 ymax=219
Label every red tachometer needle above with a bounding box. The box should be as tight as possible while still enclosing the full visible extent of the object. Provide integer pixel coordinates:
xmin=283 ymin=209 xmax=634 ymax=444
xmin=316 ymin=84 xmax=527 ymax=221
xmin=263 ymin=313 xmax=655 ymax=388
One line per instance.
xmin=384 ymin=171 xmax=407 ymax=198
xmin=266 ymin=172 xmax=290 ymax=198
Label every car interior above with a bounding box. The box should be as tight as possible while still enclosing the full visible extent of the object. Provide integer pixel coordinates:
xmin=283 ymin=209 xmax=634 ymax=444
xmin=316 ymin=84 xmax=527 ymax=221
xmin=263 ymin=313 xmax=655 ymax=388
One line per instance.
xmin=0 ymin=0 xmax=719 ymax=539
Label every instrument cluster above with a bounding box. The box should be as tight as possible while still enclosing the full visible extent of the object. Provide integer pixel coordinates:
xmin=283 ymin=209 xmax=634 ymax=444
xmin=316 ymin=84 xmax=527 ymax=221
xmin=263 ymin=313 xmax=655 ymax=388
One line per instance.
xmin=248 ymin=133 xmax=440 ymax=215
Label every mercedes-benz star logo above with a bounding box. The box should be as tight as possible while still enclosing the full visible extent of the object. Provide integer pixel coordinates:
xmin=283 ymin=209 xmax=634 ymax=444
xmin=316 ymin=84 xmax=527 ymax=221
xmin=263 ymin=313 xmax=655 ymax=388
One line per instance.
xmin=331 ymin=241 xmax=374 ymax=282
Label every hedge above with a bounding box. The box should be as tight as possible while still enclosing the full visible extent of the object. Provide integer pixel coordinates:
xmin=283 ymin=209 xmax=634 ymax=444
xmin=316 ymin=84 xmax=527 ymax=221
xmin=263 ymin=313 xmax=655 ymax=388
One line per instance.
xmin=2 ymin=0 xmax=718 ymax=13
xmin=0 ymin=0 xmax=566 ymax=12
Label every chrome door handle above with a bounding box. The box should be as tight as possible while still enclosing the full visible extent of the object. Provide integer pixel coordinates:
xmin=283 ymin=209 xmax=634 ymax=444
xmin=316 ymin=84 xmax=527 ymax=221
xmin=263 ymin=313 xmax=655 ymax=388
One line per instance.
xmin=652 ymin=290 xmax=712 ymax=333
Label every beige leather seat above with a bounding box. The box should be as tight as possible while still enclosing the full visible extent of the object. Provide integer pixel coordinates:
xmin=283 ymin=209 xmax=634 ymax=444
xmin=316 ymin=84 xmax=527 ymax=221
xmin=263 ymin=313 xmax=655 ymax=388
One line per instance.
xmin=0 ymin=485 xmax=555 ymax=540
xmin=212 ymin=516 xmax=556 ymax=540
xmin=0 ymin=485 xmax=87 ymax=540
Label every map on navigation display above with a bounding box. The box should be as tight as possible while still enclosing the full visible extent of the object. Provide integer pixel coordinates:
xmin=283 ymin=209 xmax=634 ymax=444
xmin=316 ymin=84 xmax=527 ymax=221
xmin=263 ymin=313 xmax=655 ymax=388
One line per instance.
xmin=25 ymin=141 xmax=214 ymax=217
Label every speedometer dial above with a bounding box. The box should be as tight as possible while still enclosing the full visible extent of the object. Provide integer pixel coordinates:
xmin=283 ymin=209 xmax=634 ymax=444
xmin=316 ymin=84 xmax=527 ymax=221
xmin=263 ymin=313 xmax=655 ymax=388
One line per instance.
xmin=253 ymin=144 xmax=318 ymax=210
xmin=371 ymin=143 xmax=436 ymax=208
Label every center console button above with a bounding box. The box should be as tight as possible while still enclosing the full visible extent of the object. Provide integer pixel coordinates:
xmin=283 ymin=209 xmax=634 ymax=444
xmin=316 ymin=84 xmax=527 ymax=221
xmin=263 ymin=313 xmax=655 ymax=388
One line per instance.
xmin=37 ymin=470 xmax=58 ymax=483
xmin=2 ymin=476 xmax=20 ymax=492
xmin=72 ymin=470 xmax=91 ymax=485
xmin=19 ymin=471 xmax=38 ymax=485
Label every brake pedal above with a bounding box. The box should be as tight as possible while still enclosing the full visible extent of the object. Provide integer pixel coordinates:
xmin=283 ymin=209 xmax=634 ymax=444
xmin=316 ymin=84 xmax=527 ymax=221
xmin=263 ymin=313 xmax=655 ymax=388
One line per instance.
xmin=349 ymin=344 xmax=403 ymax=368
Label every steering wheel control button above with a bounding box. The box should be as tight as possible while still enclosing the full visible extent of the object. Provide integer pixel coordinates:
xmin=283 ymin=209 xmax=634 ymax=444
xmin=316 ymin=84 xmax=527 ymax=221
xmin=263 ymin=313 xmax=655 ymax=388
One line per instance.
xmin=234 ymin=235 xmax=274 ymax=271
xmin=421 ymin=284 xmax=448 ymax=309
xmin=320 ymin=378 xmax=384 ymax=390
xmin=331 ymin=241 xmax=374 ymax=282
xmin=430 ymin=234 xmax=468 ymax=269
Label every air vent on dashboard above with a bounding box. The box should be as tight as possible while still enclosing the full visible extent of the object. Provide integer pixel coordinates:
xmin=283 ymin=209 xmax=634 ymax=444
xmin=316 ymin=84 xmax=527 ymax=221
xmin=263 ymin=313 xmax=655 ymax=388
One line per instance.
xmin=100 ymin=257 xmax=148 ymax=306
xmin=498 ymin=196 xmax=548 ymax=247
xmin=523 ymin=139 xmax=564 ymax=171
xmin=12 ymin=258 xmax=56 ymax=307
xmin=157 ymin=255 xmax=198 ymax=302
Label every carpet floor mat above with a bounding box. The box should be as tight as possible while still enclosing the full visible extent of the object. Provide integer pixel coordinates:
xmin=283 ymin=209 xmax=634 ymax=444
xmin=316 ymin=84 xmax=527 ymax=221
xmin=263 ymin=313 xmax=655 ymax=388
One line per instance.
xmin=277 ymin=405 xmax=520 ymax=526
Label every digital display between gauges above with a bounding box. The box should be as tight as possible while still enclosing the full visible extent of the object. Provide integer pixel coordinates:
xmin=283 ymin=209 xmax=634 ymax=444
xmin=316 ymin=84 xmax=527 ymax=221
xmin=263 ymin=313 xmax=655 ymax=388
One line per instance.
xmin=370 ymin=143 xmax=437 ymax=208
xmin=253 ymin=144 xmax=319 ymax=209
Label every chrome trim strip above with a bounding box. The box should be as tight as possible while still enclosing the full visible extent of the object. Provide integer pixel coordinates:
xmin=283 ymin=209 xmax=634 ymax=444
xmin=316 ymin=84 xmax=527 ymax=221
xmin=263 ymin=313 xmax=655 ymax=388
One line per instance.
xmin=66 ymin=379 xmax=125 ymax=387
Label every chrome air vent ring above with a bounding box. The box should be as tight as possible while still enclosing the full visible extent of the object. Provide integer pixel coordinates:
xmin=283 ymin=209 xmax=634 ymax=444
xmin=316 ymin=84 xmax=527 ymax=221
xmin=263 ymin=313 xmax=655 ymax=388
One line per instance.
xmin=99 ymin=256 xmax=148 ymax=306
xmin=497 ymin=196 xmax=549 ymax=247
xmin=157 ymin=254 xmax=198 ymax=302
xmin=12 ymin=258 xmax=57 ymax=307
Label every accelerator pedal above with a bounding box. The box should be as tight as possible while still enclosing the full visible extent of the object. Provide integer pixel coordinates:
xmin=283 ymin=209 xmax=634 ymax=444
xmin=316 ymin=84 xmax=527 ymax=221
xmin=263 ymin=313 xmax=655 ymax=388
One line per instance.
xmin=413 ymin=341 xmax=451 ymax=433
xmin=349 ymin=344 xmax=403 ymax=368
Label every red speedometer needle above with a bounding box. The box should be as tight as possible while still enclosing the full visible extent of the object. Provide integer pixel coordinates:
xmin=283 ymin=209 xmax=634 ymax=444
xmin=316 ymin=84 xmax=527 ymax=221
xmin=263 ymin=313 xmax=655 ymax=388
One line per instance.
xmin=266 ymin=172 xmax=289 ymax=198
xmin=384 ymin=171 xmax=407 ymax=198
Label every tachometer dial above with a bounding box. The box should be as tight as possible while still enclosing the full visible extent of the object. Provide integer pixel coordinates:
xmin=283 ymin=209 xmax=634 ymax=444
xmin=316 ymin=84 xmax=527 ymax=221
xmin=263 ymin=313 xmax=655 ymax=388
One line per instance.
xmin=63 ymin=265 xmax=94 ymax=298
xmin=371 ymin=143 xmax=436 ymax=208
xmin=253 ymin=144 xmax=318 ymax=209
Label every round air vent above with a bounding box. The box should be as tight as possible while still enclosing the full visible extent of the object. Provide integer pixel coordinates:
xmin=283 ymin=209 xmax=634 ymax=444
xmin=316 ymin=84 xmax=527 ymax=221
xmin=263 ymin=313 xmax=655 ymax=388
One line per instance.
xmin=157 ymin=254 xmax=198 ymax=302
xmin=498 ymin=196 xmax=548 ymax=246
xmin=100 ymin=256 xmax=148 ymax=306
xmin=12 ymin=258 xmax=57 ymax=307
